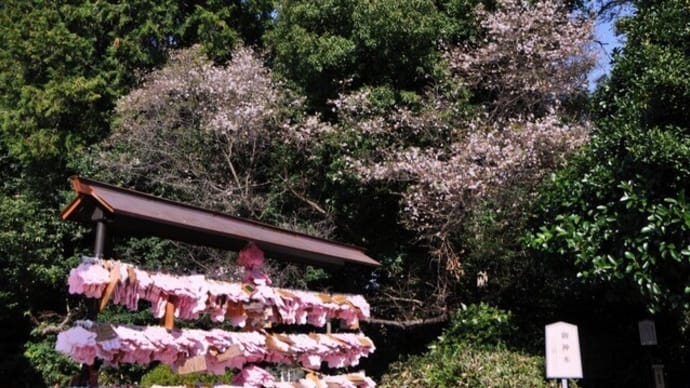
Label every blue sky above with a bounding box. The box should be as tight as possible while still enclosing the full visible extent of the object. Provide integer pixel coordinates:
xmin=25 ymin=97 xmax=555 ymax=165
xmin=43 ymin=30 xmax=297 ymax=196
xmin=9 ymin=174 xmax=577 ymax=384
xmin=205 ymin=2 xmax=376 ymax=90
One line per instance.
xmin=588 ymin=17 xmax=624 ymax=91
xmin=586 ymin=2 xmax=636 ymax=91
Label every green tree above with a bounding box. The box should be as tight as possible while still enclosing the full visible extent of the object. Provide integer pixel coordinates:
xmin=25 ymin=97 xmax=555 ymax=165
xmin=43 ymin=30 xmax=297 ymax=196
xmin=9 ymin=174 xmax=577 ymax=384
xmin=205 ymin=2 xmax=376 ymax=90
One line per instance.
xmin=528 ymin=0 xmax=690 ymax=313
xmin=0 ymin=1 xmax=273 ymax=385
xmin=267 ymin=0 xmax=480 ymax=111
xmin=525 ymin=4 xmax=690 ymax=380
xmin=0 ymin=192 xmax=84 ymax=385
xmin=0 ymin=0 xmax=273 ymax=183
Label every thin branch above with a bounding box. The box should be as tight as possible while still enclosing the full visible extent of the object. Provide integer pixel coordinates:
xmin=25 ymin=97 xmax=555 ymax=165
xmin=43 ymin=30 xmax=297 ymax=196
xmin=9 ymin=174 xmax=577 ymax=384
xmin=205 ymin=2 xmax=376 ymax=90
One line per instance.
xmin=222 ymin=139 xmax=243 ymax=191
xmin=594 ymin=0 xmax=632 ymax=21
xmin=180 ymin=246 xmax=213 ymax=273
xmin=30 ymin=302 xmax=75 ymax=335
xmin=366 ymin=314 xmax=449 ymax=329
xmin=378 ymin=294 xmax=425 ymax=306
xmin=283 ymin=175 xmax=328 ymax=215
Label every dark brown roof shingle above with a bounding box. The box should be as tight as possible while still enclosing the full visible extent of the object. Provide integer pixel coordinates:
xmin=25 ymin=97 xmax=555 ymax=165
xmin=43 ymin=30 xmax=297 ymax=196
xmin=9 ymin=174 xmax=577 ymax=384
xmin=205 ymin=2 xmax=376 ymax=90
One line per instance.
xmin=61 ymin=176 xmax=380 ymax=268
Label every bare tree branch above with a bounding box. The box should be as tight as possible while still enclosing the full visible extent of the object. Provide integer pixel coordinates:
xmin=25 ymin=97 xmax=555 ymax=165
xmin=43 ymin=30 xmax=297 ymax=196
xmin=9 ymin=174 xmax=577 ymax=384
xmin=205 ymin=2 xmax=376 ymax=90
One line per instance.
xmin=379 ymin=294 xmax=425 ymax=307
xmin=593 ymin=0 xmax=632 ymax=21
xmin=286 ymin=185 xmax=328 ymax=215
xmin=29 ymin=302 xmax=75 ymax=335
xmin=366 ymin=314 xmax=449 ymax=329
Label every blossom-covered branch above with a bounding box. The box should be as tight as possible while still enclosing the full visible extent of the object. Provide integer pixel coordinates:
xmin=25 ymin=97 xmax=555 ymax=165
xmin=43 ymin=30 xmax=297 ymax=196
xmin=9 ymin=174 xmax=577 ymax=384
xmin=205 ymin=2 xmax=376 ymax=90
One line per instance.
xmin=448 ymin=0 xmax=595 ymax=119
xmin=337 ymin=0 xmax=594 ymax=291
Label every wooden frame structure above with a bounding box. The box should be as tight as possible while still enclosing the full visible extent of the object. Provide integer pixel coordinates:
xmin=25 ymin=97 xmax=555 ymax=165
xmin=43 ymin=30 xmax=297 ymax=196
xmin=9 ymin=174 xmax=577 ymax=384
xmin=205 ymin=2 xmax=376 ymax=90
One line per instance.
xmin=61 ymin=176 xmax=380 ymax=268
xmin=61 ymin=176 xmax=379 ymax=386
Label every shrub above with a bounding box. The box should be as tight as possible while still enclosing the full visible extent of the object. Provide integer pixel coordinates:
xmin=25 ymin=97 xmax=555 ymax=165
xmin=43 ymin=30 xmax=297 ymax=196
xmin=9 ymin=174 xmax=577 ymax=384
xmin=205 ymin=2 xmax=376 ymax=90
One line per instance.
xmin=379 ymin=304 xmax=565 ymax=387
xmin=437 ymin=303 xmax=515 ymax=349
xmin=139 ymin=364 xmax=234 ymax=387
xmin=380 ymin=343 xmax=547 ymax=388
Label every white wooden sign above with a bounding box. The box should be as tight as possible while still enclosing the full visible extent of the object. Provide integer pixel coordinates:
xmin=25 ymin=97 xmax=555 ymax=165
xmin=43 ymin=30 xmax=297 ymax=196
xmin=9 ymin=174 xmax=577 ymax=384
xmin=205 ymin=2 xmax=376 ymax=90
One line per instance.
xmin=638 ymin=320 xmax=657 ymax=346
xmin=545 ymin=321 xmax=583 ymax=379
xmin=652 ymin=364 xmax=665 ymax=388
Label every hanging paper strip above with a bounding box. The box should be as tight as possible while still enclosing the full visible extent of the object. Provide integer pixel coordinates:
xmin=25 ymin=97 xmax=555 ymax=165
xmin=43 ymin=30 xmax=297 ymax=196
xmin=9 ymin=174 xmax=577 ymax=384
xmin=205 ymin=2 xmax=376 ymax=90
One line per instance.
xmin=150 ymin=367 xmax=375 ymax=388
xmin=56 ymin=322 xmax=375 ymax=373
xmin=68 ymin=259 xmax=369 ymax=329
xmin=232 ymin=365 xmax=376 ymax=388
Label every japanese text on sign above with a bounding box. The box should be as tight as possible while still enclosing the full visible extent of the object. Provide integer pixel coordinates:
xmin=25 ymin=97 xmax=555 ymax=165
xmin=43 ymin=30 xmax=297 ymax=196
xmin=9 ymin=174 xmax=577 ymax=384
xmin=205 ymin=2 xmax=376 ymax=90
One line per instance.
xmin=545 ymin=321 xmax=583 ymax=379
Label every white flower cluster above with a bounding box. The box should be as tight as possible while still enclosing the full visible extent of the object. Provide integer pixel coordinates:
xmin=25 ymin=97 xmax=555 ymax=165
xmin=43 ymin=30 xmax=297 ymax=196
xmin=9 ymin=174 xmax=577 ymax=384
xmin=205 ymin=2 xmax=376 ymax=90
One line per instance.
xmin=449 ymin=0 xmax=595 ymax=117
xmin=336 ymin=0 xmax=594 ymax=274
xmin=106 ymin=45 xmax=325 ymax=219
xmin=117 ymin=45 xmax=279 ymax=144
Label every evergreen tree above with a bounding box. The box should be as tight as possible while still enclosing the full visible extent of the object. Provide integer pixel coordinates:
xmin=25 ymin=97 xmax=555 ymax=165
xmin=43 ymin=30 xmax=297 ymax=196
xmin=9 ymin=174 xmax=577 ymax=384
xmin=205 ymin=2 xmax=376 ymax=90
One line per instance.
xmin=0 ymin=1 xmax=272 ymax=384
xmin=530 ymin=0 xmax=690 ymax=315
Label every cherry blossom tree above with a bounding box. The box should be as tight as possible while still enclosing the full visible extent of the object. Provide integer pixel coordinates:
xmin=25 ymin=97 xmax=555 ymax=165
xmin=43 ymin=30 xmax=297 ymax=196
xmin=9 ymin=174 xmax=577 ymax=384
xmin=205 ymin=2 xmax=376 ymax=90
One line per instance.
xmin=89 ymin=45 xmax=334 ymax=286
xmin=448 ymin=0 xmax=595 ymax=119
xmin=99 ymin=45 xmax=323 ymax=218
xmin=90 ymin=0 xmax=596 ymax=326
xmin=335 ymin=0 xmax=595 ymax=319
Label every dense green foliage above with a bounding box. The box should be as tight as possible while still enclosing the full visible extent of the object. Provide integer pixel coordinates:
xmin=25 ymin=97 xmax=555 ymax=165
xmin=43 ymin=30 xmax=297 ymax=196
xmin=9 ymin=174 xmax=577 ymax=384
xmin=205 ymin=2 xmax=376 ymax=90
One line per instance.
xmin=3 ymin=0 xmax=690 ymax=386
xmin=522 ymin=2 xmax=690 ymax=385
xmin=0 ymin=189 xmax=84 ymax=384
xmin=381 ymin=343 xmax=548 ymax=387
xmin=528 ymin=0 xmax=690 ymax=313
xmin=0 ymin=0 xmax=271 ymax=177
xmin=140 ymin=364 xmax=234 ymax=387
xmin=380 ymin=305 xmax=552 ymax=387
xmin=267 ymin=0 xmax=480 ymax=111
xmin=435 ymin=304 xmax=515 ymax=349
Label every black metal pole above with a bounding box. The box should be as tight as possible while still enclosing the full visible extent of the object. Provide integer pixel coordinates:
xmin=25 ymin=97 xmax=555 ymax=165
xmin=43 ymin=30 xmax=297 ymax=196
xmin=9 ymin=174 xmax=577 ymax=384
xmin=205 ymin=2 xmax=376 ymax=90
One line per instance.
xmin=92 ymin=208 xmax=107 ymax=259
xmin=87 ymin=209 xmax=107 ymax=321
xmin=80 ymin=209 xmax=108 ymax=387
xmin=94 ymin=220 xmax=106 ymax=259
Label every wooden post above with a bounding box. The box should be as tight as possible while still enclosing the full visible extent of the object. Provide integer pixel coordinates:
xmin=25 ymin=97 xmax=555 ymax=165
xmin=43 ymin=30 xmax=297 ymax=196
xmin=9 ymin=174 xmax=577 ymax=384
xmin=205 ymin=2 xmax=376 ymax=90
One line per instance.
xmin=78 ymin=209 xmax=109 ymax=387
xmin=163 ymin=296 xmax=177 ymax=330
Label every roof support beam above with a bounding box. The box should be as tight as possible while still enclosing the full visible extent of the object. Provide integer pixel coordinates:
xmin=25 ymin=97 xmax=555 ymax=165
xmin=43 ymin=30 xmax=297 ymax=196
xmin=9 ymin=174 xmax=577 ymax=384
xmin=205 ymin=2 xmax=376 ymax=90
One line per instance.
xmin=61 ymin=176 xmax=380 ymax=268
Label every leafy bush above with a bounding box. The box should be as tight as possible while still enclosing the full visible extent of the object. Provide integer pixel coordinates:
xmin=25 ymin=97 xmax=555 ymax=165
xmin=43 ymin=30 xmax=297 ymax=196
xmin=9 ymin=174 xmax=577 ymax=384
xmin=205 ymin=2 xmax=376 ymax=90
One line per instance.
xmin=24 ymin=336 xmax=80 ymax=386
xmin=139 ymin=364 xmax=234 ymax=387
xmin=380 ymin=344 xmax=547 ymax=388
xmin=380 ymin=304 xmax=561 ymax=387
xmin=437 ymin=303 xmax=515 ymax=349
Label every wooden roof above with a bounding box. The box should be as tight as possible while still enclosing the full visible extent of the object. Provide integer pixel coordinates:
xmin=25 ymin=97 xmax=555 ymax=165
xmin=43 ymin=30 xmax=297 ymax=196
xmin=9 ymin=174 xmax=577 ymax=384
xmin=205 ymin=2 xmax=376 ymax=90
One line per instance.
xmin=61 ymin=176 xmax=379 ymax=268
